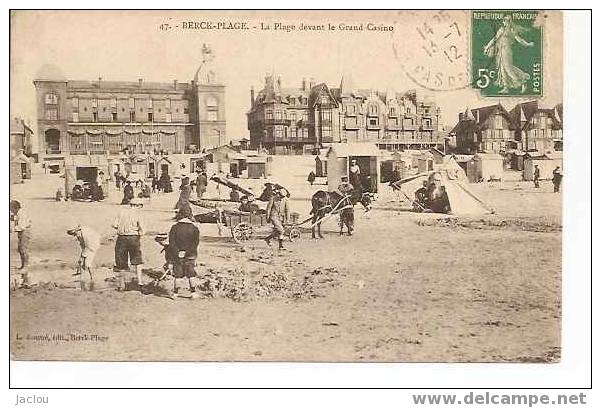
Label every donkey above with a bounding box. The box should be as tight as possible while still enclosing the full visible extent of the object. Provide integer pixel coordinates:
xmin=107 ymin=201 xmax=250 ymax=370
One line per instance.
xmin=309 ymin=190 xmax=373 ymax=239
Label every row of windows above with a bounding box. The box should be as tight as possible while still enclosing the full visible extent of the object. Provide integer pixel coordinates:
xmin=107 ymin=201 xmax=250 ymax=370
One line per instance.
xmin=345 ymin=117 xmax=431 ymax=127
xmin=45 ymin=93 xmax=217 ymax=109
xmin=346 ymin=104 xmax=433 ymax=116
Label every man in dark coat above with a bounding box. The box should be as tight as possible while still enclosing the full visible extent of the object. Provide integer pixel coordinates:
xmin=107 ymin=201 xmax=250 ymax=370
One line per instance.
xmin=121 ymin=180 xmax=134 ymax=205
xmin=166 ymin=206 xmax=200 ymax=299
xmin=307 ymin=170 xmax=316 ymax=186
xmin=533 ymin=165 xmax=541 ymax=188
xmin=552 ymin=166 xmax=563 ymax=193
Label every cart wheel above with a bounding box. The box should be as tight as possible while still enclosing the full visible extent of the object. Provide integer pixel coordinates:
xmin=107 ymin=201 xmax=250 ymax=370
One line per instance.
xmin=288 ymin=228 xmax=301 ymax=242
xmin=231 ymin=222 xmax=253 ymax=243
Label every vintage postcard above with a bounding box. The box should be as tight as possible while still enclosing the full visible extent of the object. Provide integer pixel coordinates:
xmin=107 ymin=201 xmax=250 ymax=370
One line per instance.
xmin=9 ymin=10 xmax=563 ymax=362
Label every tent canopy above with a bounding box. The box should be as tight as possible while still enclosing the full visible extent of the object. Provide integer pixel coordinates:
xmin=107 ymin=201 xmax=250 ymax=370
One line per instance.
xmin=395 ymin=158 xmax=493 ymax=216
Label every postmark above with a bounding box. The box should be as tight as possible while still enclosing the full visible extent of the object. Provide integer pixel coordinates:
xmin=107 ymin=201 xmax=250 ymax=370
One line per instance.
xmin=471 ymin=10 xmax=543 ymax=97
xmin=392 ymin=10 xmax=470 ymax=92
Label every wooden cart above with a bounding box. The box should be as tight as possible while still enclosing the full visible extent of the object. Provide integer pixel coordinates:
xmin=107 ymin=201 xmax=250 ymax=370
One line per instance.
xmin=224 ymin=213 xmax=301 ymax=244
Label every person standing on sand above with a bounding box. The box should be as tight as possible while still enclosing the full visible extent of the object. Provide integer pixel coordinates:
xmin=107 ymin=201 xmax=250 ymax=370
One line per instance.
xmin=121 ymin=180 xmax=134 ymax=205
xmin=10 ymin=200 xmax=32 ymax=286
xmin=307 ymin=170 xmax=316 ymax=186
xmin=112 ymin=206 xmax=144 ymax=290
xmin=533 ymin=165 xmax=541 ymax=188
xmin=196 ymin=171 xmax=208 ymax=199
xmin=264 ymin=188 xmax=289 ymax=250
xmin=175 ymin=176 xmax=192 ymax=215
xmin=552 ymin=166 xmax=563 ymax=193
xmin=67 ymin=224 xmax=101 ymax=290
xmin=166 ymin=206 xmax=200 ymax=299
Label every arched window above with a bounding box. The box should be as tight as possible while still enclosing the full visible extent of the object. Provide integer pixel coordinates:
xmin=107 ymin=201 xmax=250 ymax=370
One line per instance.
xmin=45 ymin=93 xmax=58 ymax=105
xmin=368 ymin=104 xmax=378 ymax=115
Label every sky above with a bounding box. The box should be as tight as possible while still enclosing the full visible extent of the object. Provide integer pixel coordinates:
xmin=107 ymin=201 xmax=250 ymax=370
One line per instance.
xmin=10 ymin=10 xmax=563 ymax=146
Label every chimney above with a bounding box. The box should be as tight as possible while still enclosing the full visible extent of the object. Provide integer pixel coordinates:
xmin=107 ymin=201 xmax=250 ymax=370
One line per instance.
xmin=250 ymin=86 xmax=255 ymax=106
xmin=173 ymin=80 xmax=178 ymax=90
xmin=309 ymin=77 xmax=315 ymax=89
xmin=138 ymin=78 xmax=143 ymax=87
xmin=302 ymin=77 xmax=307 ymax=91
xmin=277 ymin=76 xmax=281 ymax=88
xmin=98 ymin=77 xmax=102 ymax=88
xmin=459 ymin=112 xmax=464 ymax=121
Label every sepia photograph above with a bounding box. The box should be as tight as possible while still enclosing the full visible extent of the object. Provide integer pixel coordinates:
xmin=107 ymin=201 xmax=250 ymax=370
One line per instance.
xmin=9 ymin=9 xmax=567 ymax=365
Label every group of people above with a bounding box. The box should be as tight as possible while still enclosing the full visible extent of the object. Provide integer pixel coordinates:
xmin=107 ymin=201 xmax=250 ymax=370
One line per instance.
xmin=69 ymin=171 xmax=106 ymax=202
xmin=533 ymin=165 xmax=563 ymax=192
xmin=413 ymin=176 xmax=451 ymax=214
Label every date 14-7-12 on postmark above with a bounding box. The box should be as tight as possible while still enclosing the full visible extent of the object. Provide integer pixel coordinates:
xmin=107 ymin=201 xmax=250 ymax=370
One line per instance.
xmin=471 ymin=10 xmax=543 ymax=97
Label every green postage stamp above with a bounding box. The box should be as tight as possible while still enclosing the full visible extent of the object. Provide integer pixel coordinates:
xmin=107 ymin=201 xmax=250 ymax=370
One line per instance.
xmin=471 ymin=10 xmax=543 ymax=97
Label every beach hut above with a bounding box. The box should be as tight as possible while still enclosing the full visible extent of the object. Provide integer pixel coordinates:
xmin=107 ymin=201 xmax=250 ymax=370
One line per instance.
xmin=315 ymin=154 xmax=328 ymax=177
xmin=379 ymin=151 xmax=405 ymax=183
xmin=469 ymin=153 xmax=504 ymax=182
xmin=429 ymin=147 xmax=445 ymax=165
xmin=247 ymin=156 xmax=268 ymax=179
xmin=64 ymin=155 xmax=111 ymax=198
xmin=10 ymin=151 xmax=32 ymax=183
xmin=326 ymin=143 xmax=380 ymax=193
xmin=417 ymin=151 xmax=435 ymax=174
xmin=523 ymin=152 xmax=563 ymax=181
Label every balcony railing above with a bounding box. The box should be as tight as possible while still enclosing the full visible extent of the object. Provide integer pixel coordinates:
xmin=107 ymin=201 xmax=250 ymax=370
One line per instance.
xmin=45 ymin=148 xmax=61 ymax=155
xmin=421 ymin=125 xmax=436 ymax=131
xmin=264 ymin=118 xmax=292 ymax=125
xmin=367 ymin=123 xmax=381 ymax=130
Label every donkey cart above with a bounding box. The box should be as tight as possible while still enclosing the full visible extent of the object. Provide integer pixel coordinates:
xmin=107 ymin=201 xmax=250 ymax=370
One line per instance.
xmin=224 ymin=213 xmax=301 ymax=244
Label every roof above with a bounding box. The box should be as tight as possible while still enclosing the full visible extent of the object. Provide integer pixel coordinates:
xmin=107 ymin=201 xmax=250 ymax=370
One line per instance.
xmin=247 ymin=156 xmax=268 ymax=163
xmin=67 ymin=80 xmax=192 ymax=93
xmin=327 ymin=143 xmax=380 ymax=158
xmin=524 ymin=152 xmax=563 ymax=160
xmin=429 ymin=147 xmax=445 ymax=156
xmin=10 ymin=118 xmax=32 ymax=134
xmin=473 ymin=153 xmax=504 ymax=160
xmin=510 ymin=100 xmax=562 ymax=130
xmin=207 ymin=145 xmax=247 ymax=160
xmin=453 ymin=154 xmax=474 ymax=163
xmin=35 ymin=64 xmax=66 ymax=81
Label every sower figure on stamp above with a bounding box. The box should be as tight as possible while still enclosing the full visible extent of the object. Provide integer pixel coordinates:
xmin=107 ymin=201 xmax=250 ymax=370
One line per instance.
xmin=483 ymin=15 xmax=534 ymax=94
xmin=264 ymin=188 xmax=290 ymax=250
xmin=67 ymin=224 xmax=101 ymax=291
xmin=337 ymin=176 xmax=355 ymax=236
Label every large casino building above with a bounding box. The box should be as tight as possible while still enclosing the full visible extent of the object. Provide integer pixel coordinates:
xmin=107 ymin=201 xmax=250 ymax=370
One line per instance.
xmin=33 ymin=49 xmax=226 ymax=165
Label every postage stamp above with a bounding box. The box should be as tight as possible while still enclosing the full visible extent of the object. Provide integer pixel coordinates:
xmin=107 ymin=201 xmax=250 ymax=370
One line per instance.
xmin=471 ymin=10 xmax=543 ymax=97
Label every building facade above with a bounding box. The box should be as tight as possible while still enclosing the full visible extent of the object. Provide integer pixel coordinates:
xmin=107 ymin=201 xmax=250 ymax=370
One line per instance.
xmin=450 ymin=101 xmax=563 ymax=154
xmin=33 ymin=49 xmax=225 ymax=163
xmin=10 ymin=117 xmax=34 ymax=158
xmin=247 ymin=75 xmax=445 ymax=154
